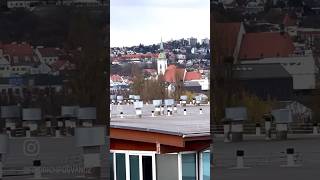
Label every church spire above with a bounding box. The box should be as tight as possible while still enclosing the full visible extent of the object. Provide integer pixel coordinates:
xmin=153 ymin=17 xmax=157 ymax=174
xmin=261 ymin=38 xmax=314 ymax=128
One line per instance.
xmin=160 ymin=37 xmax=164 ymax=51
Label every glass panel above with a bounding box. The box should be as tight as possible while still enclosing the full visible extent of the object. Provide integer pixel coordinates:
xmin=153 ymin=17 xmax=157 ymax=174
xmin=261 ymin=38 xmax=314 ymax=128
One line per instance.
xmin=142 ymin=156 xmax=153 ymax=180
xmin=130 ymin=155 xmax=140 ymax=180
xmin=182 ymin=153 xmax=196 ymax=180
xmin=202 ymin=151 xmax=210 ymax=180
xmin=110 ymin=153 xmax=114 ymax=180
xmin=116 ymin=153 xmax=126 ymax=180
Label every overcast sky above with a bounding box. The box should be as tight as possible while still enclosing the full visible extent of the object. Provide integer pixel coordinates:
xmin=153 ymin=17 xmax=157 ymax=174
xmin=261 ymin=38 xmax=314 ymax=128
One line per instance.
xmin=110 ymin=0 xmax=210 ymax=47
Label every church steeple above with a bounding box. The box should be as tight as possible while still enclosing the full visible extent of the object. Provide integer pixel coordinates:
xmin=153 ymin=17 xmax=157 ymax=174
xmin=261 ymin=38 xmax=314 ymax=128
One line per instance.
xmin=160 ymin=37 xmax=164 ymax=51
xmin=157 ymin=37 xmax=167 ymax=75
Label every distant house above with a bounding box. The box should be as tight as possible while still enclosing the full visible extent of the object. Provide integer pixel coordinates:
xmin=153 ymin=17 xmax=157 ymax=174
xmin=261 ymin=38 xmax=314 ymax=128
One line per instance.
xmin=184 ymin=81 xmax=202 ymax=93
xmin=0 ymin=74 xmax=64 ymax=95
xmin=7 ymin=0 xmax=37 ymax=8
xmin=297 ymin=28 xmax=320 ymax=49
xmin=0 ymin=57 xmax=10 ymax=77
xmin=233 ymin=63 xmax=294 ymax=100
xmin=33 ymin=62 xmax=52 ymax=75
xmin=0 ymin=42 xmax=40 ymax=76
xmin=35 ymin=47 xmax=64 ymax=65
xmin=143 ymin=69 xmax=157 ymax=77
xmin=242 ymin=56 xmax=317 ymax=90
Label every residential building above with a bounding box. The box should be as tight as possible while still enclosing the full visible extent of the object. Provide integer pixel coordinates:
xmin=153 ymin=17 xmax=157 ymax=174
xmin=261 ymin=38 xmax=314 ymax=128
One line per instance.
xmin=6 ymin=0 xmax=39 ymax=8
xmin=201 ymin=38 xmax=210 ymax=45
xmin=35 ymin=47 xmax=64 ymax=65
xmin=233 ymin=63 xmax=294 ymax=100
xmin=0 ymin=57 xmax=10 ymax=77
xmin=0 ymin=74 xmax=64 ymax=94
xmin=242 ymin=56 xmax=317 ymax=90
xmin=297 ymin=28 xmax=320 ymax=49
xmin=188 ymin=37 xmax=198 ymax=47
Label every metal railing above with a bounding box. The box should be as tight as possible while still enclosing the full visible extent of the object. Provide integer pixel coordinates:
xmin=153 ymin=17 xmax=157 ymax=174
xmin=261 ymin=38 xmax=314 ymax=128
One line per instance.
xmin=212 ymin=122 xmax=318 ymax=135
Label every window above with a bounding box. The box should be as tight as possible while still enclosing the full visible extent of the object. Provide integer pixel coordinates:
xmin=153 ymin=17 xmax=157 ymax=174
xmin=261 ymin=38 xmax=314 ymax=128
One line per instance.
xmin=130 ymin=155 xmax=140 ymax=180
xmin=142 ymin=156 xmax=153 ymax=180
xmin=200 ymin=151 xmax=210 ymax=180
xmin=116 ymin=153 xmax=126 ymax=180
xmin=110 ymin=153 xmax=114 ymax=180
xmin=181 ymin=153 xmax=197 ymax=180
xmin=112 ymin=151 xmax=156 ymax=180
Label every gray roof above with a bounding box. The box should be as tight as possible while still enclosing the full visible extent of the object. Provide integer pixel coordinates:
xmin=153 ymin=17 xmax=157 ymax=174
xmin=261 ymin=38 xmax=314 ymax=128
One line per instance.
xmin=184 ymin=81 xmax=201 ymax=87
xmin=233 ymin=63 xmax=291 ymax=80
xmin=110 ymin=104 xmax=210 ymax=137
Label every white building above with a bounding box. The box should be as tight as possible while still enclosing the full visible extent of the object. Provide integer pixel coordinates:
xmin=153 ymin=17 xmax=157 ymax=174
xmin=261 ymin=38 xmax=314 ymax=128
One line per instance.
xmin=242 ymin=56 xmax=317 ymax=90
xmin=188 ymin=37 xmax=198 ymax=47
xmin=201 ymin=38 xmax=210 ymax=45
xmin=35 ymin=47 xmax=62 ymax=66
xmin=0 ymin=57 xmax=11 ymax=77
xmin=157 ymin=40 xmax=167 ymax=75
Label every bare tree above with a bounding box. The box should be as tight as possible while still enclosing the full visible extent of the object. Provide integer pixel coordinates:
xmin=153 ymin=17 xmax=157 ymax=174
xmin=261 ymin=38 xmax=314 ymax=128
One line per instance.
xmin=65 ymin=9 xmax=107 ymax=125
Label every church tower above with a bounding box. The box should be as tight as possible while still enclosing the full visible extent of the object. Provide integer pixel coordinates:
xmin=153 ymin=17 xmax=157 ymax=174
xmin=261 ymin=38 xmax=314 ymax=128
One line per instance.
xmin=157 ymin=38 xmax=167 ymax=75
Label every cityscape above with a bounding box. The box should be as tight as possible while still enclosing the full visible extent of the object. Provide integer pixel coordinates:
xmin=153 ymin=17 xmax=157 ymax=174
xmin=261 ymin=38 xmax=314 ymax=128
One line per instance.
xmin=1 ymin=0 xmax=320 ymax=180
xmin=212 ymin=0 xmax=320 ymax=179
xmin=109 ymin=0 xmax=210 ymax=179
xmin=0 ymin=2 xmax=109 ymax=180
xmin=109 ymin=37 xmax=211 ymax=180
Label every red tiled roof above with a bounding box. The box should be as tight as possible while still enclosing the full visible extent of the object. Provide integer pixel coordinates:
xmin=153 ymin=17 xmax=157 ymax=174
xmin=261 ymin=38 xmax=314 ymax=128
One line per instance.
xmin=164 ymin=65 xmax=185 ymax=83
xmin=120 ymin=53 xmax=159 ymax=60
xmin=38 ymin=47 xmax=64 ymax=57
xmin=2 ymin=43 xmax=33 ymax=57
xmin=214 ymin=22 xmax=242 ymax=58
xmin=110 ymin=74 xmax=122 ymax=82
xmin=239 ymin=32 xmax=295 ymax=60
xmin=51 ymin=60 xmax=67 ymax=71
xmin=185 ymin=71 xmax=202 ymax=81
xmin=143 ymin=69 xmax=157 ymax=74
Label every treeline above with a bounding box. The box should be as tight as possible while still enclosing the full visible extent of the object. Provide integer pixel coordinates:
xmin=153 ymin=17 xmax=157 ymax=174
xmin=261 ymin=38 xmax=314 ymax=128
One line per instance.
xmin=0 ymin=7 xmax=106 ymax=47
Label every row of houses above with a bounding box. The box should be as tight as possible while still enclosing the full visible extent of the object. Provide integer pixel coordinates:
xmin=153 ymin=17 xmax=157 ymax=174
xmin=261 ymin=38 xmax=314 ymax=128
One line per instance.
xmin=0 ymin=42 xmax=75 ymax=78
xmin=5 ymin=0 xmax=106 ymax=9
xmin=215 ymin=22 xmax=318 ymax=94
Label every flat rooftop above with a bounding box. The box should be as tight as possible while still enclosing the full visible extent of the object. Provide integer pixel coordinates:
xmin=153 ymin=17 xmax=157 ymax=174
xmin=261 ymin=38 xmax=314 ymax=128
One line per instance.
xmin=110 ymin=104 xmax=210 ymax=137
xmin=213 ymin=134 xmax=320 ymax=180
xmin=2 ymin=137 xmax=109 ymax=180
